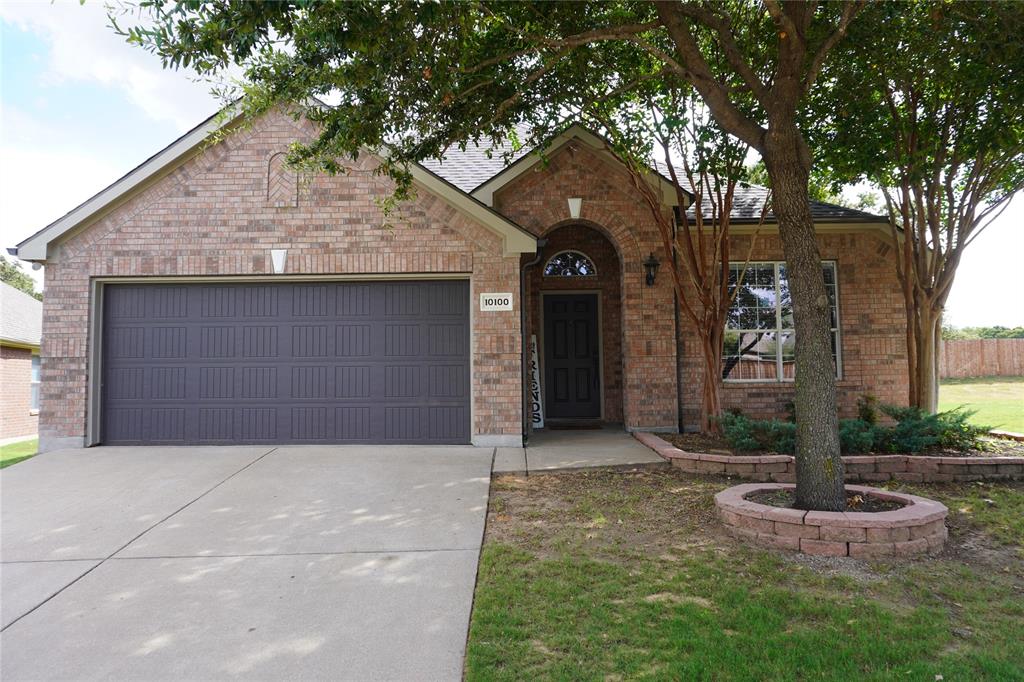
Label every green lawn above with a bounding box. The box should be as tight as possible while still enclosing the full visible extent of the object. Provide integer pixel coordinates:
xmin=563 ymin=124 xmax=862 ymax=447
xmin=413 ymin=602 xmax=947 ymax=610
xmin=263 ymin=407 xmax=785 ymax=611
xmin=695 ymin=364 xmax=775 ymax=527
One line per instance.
xmin=466 ymin=470 xmax=1024 ymax=681
xmin=939 ymin=376 xmax=1024 ymax=433
xmin=0 ymin=438 xmax=38 ymax=469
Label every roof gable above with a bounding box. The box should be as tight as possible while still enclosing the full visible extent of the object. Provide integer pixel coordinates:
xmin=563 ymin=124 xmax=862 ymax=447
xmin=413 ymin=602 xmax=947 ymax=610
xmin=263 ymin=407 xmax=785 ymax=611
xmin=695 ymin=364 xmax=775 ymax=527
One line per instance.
xmin=421 ymin=125 xmax=684 ymax=209
xmin=15 ymin=104 xmax=536 ymax=262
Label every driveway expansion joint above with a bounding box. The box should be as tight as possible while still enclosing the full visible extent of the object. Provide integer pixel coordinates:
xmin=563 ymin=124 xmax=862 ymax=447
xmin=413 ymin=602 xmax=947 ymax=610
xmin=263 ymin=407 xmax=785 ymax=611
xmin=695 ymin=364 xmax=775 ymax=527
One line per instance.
xmin=1 ymin=446 xmax=277 ymax=633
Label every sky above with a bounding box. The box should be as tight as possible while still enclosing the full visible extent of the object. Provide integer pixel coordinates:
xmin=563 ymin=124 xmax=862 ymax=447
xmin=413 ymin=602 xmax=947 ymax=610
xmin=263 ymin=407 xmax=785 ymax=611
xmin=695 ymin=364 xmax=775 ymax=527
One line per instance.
xmin=1 ymin=0 xmax=1022 ymax=328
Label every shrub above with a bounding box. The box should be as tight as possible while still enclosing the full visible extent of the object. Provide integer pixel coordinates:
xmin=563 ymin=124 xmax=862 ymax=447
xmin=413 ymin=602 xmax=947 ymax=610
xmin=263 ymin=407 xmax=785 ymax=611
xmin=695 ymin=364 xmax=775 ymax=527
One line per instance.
xmin=717 ymin=412 xmax=795 ymax=453
xmin=839 ymin=419 xmax=877 ymax=454
xmin=878 ymin=404 xmax=988 ymax=453
xmin=716 ymin=412 xmax=760 ymax=452
xmin=857 ymin=394 xmax=879 ymax=425
xmin=932 ymin=407 xmax=989 ymax=451
xmin=716 ymin=404 xmax=987 ymax=455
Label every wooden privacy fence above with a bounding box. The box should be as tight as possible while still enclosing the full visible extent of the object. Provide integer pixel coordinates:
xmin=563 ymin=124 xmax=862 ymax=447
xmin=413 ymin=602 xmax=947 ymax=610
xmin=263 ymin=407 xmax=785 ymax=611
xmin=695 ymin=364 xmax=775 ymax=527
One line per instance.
xmin=939 ymin=338 xmax=1024 ymax=379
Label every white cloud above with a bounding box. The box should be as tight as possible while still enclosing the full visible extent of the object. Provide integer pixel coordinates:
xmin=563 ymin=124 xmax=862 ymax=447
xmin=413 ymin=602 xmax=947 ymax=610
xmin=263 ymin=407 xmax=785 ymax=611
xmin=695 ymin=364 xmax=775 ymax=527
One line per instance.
xmin=0 ymin=0 xmax=223 ymax=131
xmin=943 ymin=197 xmax=1024 ymax=328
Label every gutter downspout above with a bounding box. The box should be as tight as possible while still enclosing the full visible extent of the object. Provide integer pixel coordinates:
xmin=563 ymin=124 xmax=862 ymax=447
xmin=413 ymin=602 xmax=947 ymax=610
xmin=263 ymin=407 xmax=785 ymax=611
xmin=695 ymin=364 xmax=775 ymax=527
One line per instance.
xmin=520 ymin=238 xmax=548 ymax=446
xmin=672 ymin=210 xmax=683 ymax=433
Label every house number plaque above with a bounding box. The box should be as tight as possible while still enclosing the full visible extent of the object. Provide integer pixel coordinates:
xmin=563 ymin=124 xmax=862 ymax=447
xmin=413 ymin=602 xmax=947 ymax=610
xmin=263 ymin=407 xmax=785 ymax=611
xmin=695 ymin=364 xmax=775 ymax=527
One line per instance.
xmin=479 ymin=293 xmax=513 ymax=311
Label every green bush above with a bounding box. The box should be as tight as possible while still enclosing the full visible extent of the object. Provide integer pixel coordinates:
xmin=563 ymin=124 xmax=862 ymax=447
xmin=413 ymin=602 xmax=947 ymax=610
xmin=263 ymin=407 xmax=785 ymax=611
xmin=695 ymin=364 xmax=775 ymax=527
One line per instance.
xmin=716 ymin=404 xmax=988 ymax=455
xmin=717 ymin=412 xmax=795 ymax=453
xmin=857 ymin=394 xmax=879 ymax=425
xmin=878 ymin=404 xmax=988 ymax=453
xmin=839 ymin=419 xmax=876 ymax=454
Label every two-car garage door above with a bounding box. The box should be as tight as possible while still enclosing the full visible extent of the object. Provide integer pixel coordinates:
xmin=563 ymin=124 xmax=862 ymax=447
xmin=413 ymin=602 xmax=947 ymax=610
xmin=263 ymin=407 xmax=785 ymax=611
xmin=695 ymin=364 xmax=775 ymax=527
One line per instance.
xmin=101 ymin=280 xmax=470 ymax=445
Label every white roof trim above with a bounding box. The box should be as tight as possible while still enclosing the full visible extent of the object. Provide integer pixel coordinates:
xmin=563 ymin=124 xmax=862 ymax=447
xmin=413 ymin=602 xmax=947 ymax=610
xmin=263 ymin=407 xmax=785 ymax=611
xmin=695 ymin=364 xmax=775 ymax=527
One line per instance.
xmin=16 ymin=106 xmax=241 ymax=262
xmin=15 ymin=103 xmax=536 ymax=262
xmin=410 ymin=164 xmax=536 ymax=254
xmin=471 ymin=124 xmax=683 ymax=209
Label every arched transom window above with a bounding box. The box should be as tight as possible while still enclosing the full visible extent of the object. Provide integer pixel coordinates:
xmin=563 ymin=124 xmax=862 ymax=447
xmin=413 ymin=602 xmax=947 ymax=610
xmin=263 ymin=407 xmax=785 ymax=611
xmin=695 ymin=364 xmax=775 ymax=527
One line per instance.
xmin=544 ymin=250 xmax=597 ymax=277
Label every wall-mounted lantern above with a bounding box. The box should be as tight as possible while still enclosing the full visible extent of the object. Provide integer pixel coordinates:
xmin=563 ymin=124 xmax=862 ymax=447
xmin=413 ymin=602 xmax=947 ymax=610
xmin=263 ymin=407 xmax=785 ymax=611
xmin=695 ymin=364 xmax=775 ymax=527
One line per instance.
xmin=643 ymin=252 xmax=660 ymax=286
xmin=567 ymin=197 xmax=583 ymax=220
xmin=270 ymin=249 xmax=288 ymax=274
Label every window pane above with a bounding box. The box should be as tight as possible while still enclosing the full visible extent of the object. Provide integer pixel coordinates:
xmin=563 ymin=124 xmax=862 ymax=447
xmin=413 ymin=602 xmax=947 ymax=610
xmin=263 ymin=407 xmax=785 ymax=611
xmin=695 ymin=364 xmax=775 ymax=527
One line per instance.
xmin=722 ymin=330 xmax=780 ymax=381
xmin=778 ymin=265 xmax=793 ymax=329
xmin=543 ymin=251 xmax=596 ymax=277
xmin=31 ymin=354 xmax=41 ymax=382
xmin=822 ymin=263 xmax=838 ymax=328
xmin=727 ymin=264 xmax=777 ymax=330
xmin=30 ymin=384 xmax=40 ymax=411
xmin=780 ymin=331 xmax=796 ymax=380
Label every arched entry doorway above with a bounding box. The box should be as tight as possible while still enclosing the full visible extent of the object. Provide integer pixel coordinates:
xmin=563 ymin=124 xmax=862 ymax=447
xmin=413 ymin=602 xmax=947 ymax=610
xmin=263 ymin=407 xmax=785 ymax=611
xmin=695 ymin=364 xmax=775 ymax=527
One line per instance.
xmin=525 ymin=223 xmax=623 ymax=427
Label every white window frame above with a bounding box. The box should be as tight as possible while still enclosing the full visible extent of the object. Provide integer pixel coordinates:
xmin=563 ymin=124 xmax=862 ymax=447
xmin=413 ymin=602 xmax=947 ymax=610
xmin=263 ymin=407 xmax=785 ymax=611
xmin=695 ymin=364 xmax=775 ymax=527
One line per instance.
xmin=30 ymin=352 xmax=40 ymax=414
xmin=723 ymin=260 xmax=842 ymax=383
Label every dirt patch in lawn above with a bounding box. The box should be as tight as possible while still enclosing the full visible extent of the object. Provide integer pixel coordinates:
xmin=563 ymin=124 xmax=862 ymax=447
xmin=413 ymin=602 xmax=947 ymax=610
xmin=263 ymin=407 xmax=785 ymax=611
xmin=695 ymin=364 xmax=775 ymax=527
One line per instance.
xmin=486 ymin=469 xmax=728 ymax=563
xmin=487 ymin=468 xmax=1024 ymax=582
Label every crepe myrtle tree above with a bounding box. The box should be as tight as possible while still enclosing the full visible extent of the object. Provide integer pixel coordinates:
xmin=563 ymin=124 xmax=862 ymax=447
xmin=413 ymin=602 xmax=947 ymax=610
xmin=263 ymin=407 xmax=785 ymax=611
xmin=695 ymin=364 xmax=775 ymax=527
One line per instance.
xmin=810 ymin=0 xmax=1024 ymax=414
xmin=581 ymin=89 xmax=769 ymax=434
xmin=116 ymin=0 xmax=866 ymax=511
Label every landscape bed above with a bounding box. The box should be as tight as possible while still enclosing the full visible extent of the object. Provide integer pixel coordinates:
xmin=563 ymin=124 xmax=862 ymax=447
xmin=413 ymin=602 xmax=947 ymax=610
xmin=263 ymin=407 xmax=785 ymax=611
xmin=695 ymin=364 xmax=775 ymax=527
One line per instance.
xmin=466 ymin=469 xmax=1024 ymax=680
xmin=638 ymin=432 xmax=1024 ymax=484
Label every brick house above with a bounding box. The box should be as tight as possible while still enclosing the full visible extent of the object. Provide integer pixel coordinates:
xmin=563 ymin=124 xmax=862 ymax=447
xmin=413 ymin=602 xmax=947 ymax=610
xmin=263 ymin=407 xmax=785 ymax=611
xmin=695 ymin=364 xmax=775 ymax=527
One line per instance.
xmin=13 ymin=107 xmax=907 ymax=453
xmin=1 ymin=282 xmax=43 ymax=443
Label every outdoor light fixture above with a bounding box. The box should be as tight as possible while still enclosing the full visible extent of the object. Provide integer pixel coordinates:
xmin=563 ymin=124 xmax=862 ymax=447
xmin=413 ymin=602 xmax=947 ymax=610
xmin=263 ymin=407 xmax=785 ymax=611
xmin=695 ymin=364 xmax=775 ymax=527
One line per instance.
xmin=643 ymin=252 xmax=660 ymax=286
xmin=567 ymin=197 xmax=583 ymax=219
xmin=270 ymin=249 xmax=287 ymax=274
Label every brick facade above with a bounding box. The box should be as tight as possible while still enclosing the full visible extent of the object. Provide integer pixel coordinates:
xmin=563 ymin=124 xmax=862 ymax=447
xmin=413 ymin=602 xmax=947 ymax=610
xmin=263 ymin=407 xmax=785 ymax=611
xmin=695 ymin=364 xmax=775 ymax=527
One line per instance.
xmin=38 ymin=109 xmax=523 ymax=451
xmin=35 ymin=113 xmax=909 ymax=450
xmin=498 ymin=143 xmax=680 ymax=432
xmin=1 ymin=345 xmax=38 ymax=441
xmin=497 ymin=141 xmax=907 ymax=432
xmin=683 ymin=232 xmax=909 ymax=426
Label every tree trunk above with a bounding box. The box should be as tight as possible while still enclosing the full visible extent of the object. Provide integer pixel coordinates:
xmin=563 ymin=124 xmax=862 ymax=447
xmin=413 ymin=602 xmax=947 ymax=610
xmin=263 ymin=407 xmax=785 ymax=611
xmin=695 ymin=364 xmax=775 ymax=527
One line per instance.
xmin=914 ymin=305 xmax=941 ymax=414
xmin=698 ymin=332 xmax=724 ymax=433
xmin=763 ymin=130 xmax=846 ymax=512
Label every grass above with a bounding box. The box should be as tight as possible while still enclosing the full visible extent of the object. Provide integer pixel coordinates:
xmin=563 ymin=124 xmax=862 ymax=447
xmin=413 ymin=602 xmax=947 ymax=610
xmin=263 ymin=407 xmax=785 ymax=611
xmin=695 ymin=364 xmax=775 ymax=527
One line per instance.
xmin=0 ymin=438 xmax=38 ymax=469
xmin=466 ymin=470 xmax=1024 ymax=681
xmin=939 ymin=376 xmax=1024 ymax=433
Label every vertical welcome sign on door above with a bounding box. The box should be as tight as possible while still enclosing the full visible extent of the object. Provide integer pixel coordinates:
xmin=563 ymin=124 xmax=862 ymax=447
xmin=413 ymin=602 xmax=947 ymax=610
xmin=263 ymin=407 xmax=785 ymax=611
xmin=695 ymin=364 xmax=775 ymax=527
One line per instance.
xmin=529 ymin=335 xmax=544 ymax=429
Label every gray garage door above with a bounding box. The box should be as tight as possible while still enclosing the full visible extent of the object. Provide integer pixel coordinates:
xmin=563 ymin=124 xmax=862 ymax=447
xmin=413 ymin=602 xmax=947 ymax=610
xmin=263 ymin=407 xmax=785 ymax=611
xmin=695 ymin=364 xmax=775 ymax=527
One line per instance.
xmin=101 ymin=280 xmax=470 ymax=445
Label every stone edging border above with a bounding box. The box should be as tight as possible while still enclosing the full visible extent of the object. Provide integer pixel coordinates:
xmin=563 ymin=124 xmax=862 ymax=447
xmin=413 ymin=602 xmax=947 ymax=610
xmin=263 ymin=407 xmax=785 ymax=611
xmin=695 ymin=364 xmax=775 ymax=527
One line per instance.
xmin=634 ymin=432 xmax=1024 ymax=483
xmin=715 ymin=483 xmax=948 ymax=557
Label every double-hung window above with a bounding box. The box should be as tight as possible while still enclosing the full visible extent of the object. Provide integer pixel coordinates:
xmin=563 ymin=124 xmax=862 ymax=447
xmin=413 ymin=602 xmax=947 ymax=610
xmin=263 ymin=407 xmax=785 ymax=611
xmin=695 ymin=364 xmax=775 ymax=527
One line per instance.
xmin=30 ymin=353 xmax=41 ymax=412
xmin=722 ymin=261 xmax=840 ymax=381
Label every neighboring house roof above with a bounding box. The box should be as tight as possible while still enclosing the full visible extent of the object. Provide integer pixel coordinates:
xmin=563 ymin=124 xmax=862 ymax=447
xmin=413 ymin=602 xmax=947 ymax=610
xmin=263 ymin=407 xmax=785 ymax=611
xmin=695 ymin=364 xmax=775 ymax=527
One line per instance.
xmin=14 ymin=104 xmax=536 ymax=262
xmin=0 ymin=282 xmax=42 ymax=348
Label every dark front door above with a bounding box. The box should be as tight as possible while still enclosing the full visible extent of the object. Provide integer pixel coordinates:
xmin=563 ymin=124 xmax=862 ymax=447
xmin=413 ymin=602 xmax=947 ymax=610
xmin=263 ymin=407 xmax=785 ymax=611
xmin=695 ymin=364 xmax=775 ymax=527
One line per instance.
xmin=101 ymin=280 xmax=470 ymax=445
xmin=543 ymin=293 xmax=600 ymax=419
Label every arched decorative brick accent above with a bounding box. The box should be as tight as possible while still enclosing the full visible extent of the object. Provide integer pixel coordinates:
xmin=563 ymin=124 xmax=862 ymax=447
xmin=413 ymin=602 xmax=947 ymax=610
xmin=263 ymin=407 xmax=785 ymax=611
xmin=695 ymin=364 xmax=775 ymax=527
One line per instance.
xmin=267 ymin=152 xmax=298 ymax=207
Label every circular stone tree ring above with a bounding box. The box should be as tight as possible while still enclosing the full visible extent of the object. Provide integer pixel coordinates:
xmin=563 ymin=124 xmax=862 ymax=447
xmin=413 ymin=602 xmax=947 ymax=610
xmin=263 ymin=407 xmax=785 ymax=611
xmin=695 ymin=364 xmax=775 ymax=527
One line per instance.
xmin=714 ymin=483 xmax=948 ymax=557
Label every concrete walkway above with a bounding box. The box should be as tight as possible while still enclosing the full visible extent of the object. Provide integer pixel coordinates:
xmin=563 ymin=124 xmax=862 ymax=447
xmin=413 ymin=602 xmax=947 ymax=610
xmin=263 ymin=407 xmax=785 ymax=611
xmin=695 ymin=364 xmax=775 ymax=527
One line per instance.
xmin=494 ymin=425 xmax=668 ymax=474
xmin=1 ymin=445 xmax=491 ymax=681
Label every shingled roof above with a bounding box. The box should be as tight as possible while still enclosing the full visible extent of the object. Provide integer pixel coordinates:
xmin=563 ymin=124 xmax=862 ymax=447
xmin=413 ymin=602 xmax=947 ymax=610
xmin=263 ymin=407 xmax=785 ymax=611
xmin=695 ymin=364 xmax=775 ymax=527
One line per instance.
xmin=0 ymin=281 xmax=43 ymax=348
xmin=422 ymin=129 xmax=887 ymax=224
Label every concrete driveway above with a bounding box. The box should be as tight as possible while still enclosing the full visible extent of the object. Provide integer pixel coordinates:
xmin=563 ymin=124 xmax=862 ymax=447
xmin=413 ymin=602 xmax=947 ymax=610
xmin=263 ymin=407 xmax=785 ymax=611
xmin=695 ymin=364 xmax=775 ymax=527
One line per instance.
xmin=0 ymin=445 xmax=492 ymax=681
